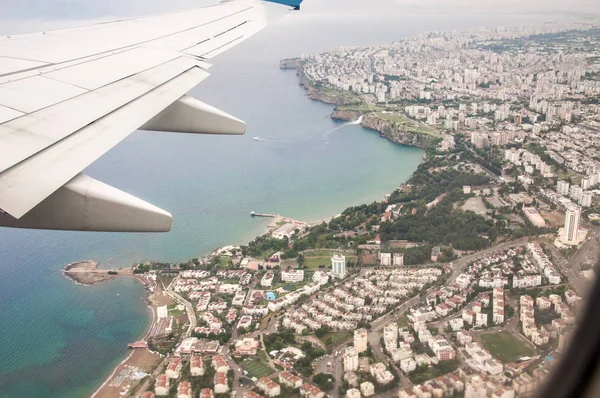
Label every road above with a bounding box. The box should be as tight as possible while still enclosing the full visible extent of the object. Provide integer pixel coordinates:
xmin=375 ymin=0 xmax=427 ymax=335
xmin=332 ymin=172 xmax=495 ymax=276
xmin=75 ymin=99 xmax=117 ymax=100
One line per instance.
xmin=367 ymin=330 xmax=412 ymax=391
xmin=544 ymin=227 xmax=598 ymax=297
xmin=303 ymin=238 xmax=534 ymax=397
xmin=165 ymin=277 xmax=197 ymax=337
xmin=370 ymin=238 xmax=532 ymax=334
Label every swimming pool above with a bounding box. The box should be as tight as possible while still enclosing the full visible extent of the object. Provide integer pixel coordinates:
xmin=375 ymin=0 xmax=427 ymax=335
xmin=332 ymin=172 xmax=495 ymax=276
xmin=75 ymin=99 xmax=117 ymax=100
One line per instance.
xmin=266 ymin=292 xmax=276 ymax=301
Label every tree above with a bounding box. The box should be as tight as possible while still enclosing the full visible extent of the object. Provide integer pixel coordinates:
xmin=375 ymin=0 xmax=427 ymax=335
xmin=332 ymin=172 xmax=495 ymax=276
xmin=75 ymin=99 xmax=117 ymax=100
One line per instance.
xmin=315 ymin=327 xmax=329 ymax=338
xmin=313 ymin=373 xmax=334 ymax=391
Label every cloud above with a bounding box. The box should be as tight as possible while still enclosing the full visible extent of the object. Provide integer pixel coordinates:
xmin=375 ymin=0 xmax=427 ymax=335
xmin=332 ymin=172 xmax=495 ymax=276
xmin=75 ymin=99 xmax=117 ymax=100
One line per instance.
xmin=391 ymin=0 xmax=599 ymax=15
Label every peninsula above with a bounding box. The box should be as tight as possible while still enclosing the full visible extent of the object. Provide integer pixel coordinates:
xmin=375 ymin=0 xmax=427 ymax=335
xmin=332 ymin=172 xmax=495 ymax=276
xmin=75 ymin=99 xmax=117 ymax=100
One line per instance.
xmin=62 ymin=260 xmax=124 ymax=285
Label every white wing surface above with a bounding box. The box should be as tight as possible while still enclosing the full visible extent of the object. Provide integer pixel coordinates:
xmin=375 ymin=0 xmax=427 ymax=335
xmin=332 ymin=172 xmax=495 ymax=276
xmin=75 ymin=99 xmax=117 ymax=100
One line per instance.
xmin=0 ymin=0 xmax=302 ymax=232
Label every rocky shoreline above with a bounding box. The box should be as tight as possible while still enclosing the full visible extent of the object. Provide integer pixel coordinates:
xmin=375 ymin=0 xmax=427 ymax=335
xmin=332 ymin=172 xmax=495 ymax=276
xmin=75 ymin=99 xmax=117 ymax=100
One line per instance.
xmin=281 ymin=59 xmax=436 ymax=150
xmin=62 ymin=260 xmax=118 ymax=285
xmin=361 ymin=113 xmax=438 ymax=149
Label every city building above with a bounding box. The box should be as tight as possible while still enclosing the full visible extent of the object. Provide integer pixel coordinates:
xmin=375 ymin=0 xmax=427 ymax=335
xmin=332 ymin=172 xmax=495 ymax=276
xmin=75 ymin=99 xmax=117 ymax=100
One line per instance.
xmin=279 ymin=371 xmax=302 ymax=389
xmin=523 ymin=207 xmax=546 ymax=227
xmin=257 ymin=377 xmax=281 ymax=397
xmin=212 ymin=356 xmax=230 ymax=373
xmin=190 ymin=356 xmax=205 ymax=376
xmin=166 ymin=358 xmax=182 ymax=379
xmin=233 ymin=338 xmax=260 ymax=356
xmin=344 ymin=346 xmax=359 ymax=372
xmin=300 ymin=383 xmax=325 ymax=398
xmin=360 ymin=381 xmax=375 ymax=397
xmin=380 ymin=252 xmax=392 ymax=266
xmin=177 ymin=381 xmax=192 ymax=398
xmin=400 ymin=357 xmax=417 ymax=373
xmin=261 ymin=272 xmax=274 ymax=287
xmin=557 ymin=180 xmax=570 ymax=196
xmin=345 ymin=389 xmax=361 ymax=398
xmin=281 ymin=269 xmax=304 ymax=283
xmin=393 ymin=253 xmax=404 ymax=266
xmin=354 ymin=328 xmax=368 ymax=353
xmin=570 ymin=185 xmax=583 ymax=202
xmin=580 ymin=191 xmax=593 ymax=207
xmin=199 ymin=390 xmax=214 ymax=398
xmin=214 ymin=371 xmax=228 ymax=394
xmin=563 ymin=204 xmax=581 ymax=244
xmin=332 ymin=254 xmax=347 ymax=278
xmin=155 ymin=375 xmax=169 ymax=396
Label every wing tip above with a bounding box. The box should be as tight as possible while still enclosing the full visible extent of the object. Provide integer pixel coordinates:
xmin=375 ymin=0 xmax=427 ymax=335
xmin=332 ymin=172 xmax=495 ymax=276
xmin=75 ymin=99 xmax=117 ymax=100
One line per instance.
xmin=265 ymin=0 xmax=303 ymax=10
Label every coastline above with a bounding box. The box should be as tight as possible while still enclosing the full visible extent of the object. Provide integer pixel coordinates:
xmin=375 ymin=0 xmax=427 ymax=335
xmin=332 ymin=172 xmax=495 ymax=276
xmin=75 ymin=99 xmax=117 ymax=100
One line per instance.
xmin=90 ymin=298 xmax=154 ymax=398
xmin=87 ymin=63 xmax=429 ymax=398
xmin=281 ymin=58 xmax=440 ymax=150
xmin=90 ymin=275 xmax=164 ymax=398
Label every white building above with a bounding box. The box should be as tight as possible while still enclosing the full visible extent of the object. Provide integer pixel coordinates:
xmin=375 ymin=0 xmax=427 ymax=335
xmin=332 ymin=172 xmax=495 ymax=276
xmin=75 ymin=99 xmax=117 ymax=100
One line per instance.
xmin=475 ymin=312 xmax=488 ymax=328
xmin=354 ymin=328 xmax=368 ymax=353
xmin=345 ymin=388 xmax=361 ymax=398
xmin=177 ymin=381 xmax=192 ymax=398
xmin=400 ymin=358 xmax=417 ymax=373
xmin=563 ymin=204 xmax=581 ymax=244
xmin=155 ymin=375 xmax=169 ymax=396
xmin=214 ymin=372 xmax=229 ymax=394
xmin=569 ymin=184 xmax=583 ymax=202
xmin=383 ymin=323 xmax=398 ymax=351
xmin=261 ymin=271 xmax=274 ymax=287
xmin=557 ymin=180 xmax=570 ymax=196
xmin=380 ymin=252 xmax=392 ymax=266
xmin=281 ymin=269 xmax=304 ymax=283
xmin=360 ymin=381 xmax=375 ymax=397
xmin=580 ymin=191 xmax=593 ymax=208
xmin=257 ymin=377 xmax=281 ymax=397
xmin=332 ymin=254 xmax=347 ymax=279
xmin=393 ymin=253 xmax=404 ymax=266
xmin=157 ymin=305 xmax=168 ymax=319
xmin=344 ymin=346 xmax=359 ymax=372
xmin=370 ymin=363 xmax=394 ymax=385
xmin=190 ymin=356 xmax=205 ymax=376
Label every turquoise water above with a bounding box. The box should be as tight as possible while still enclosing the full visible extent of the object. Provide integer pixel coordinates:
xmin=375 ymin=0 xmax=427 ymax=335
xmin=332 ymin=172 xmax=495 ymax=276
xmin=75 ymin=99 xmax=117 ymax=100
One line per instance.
xmin=0 ymin=9 xmax=560 ymax=398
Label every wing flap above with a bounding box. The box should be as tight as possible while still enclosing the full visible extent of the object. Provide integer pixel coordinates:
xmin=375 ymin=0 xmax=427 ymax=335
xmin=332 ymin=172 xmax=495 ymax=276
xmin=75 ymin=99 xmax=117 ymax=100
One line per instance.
xmin=0 ymin=173 xmax=172 ymax=232
xmin=141 ymin=94 xmax=246 ymax=135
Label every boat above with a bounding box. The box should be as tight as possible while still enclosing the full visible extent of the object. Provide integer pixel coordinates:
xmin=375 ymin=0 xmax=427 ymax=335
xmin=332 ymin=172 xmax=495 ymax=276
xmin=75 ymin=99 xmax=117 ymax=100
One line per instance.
xmin=253 ymin=136 xmax=259 ymax=140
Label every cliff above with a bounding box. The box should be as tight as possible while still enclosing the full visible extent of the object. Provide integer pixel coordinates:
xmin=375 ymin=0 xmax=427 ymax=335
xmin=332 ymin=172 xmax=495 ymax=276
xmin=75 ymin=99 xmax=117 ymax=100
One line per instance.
xmin=360 ymin=113 xmax=437 ymax=149
xmin=298 ymin=74 xmax=359 ymax=106
xmin=330 ymin=110 xmax=362 ymax=121
xmin=279 ymin=58 xmax=303 ymax=69
xmin=281 ymin=58 xmax=436 ymax=150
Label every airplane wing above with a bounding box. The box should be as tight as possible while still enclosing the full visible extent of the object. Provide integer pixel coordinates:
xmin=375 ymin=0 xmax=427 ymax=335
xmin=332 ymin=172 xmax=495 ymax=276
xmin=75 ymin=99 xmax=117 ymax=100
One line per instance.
xmin=0 ymin=0 xmax=302 ymax=232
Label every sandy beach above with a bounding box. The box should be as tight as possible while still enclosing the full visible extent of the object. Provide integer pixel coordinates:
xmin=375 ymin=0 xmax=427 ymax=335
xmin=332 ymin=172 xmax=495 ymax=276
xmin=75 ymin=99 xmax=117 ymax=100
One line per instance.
xmin=91 ymin=275 xmax=175 ymax=398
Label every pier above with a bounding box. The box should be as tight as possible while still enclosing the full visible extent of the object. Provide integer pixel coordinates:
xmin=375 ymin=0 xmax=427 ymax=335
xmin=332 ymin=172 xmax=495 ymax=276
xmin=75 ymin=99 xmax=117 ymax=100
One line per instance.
xmin=127 ymin=341 xmax=148 ymax=349
xmin=250 ymin=211 xmax=277 ymax=218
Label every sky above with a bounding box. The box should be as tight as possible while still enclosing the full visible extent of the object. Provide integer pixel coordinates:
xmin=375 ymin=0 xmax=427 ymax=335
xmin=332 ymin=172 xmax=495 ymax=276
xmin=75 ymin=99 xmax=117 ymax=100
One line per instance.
xmin=0 ymin=0 xmax=598 ymax=22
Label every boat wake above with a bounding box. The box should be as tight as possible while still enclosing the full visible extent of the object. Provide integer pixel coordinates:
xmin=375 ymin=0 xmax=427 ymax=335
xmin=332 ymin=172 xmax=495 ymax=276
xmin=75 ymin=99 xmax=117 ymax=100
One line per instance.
xmin=253 ymin=135 xmax=312 ymax=144
xmin=254 ymin=115 xmax=364 ymax=145
xmin=322 ymin=115 xmax=363 ymax=144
